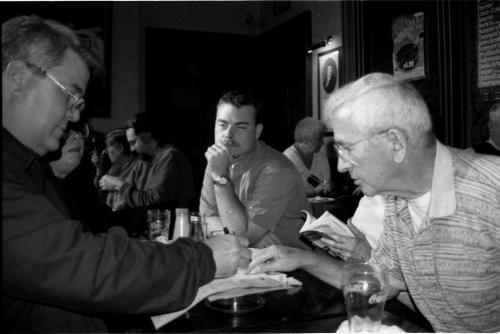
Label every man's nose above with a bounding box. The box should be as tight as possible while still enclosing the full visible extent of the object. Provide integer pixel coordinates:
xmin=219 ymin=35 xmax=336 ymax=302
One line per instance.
xmin=337 ymin=154 xmax=351 ymax=173
xmin=223 ymin=125 xmax=234 ymax=137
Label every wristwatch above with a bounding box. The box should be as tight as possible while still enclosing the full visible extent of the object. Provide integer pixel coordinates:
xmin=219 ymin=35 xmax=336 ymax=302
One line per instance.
xmin=213 ymin=175 xmax=229 ymax=186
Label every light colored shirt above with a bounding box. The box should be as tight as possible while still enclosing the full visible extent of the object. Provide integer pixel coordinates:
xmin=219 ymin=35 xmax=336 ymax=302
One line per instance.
xmin=371 ymin=141 xmax=500 ymax=332
xmin=350 ymin=195 xmax=385 ymax=249
xmin=283 ymin=145 xmax=330 ymax=194
xmin=200 ymin=141 xmax=310 ymax=249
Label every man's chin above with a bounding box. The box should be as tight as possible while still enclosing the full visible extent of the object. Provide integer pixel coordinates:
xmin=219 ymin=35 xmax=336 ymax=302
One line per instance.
xmin=358 ymin=184 xmax=378 ymax=197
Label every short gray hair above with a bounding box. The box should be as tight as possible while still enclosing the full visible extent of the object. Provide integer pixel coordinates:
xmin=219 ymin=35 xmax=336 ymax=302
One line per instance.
xmin=326 ymin=72 xmax=434 ymax=148
xmin=2 ymin=15 xmax=100 ymax=73
xmin=294 ymin=117 xmax=326 ymax=142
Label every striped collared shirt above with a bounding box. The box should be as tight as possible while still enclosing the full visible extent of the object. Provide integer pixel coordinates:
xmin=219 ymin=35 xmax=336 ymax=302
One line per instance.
xmin=372 ymin=142 xmax=500 ymax=332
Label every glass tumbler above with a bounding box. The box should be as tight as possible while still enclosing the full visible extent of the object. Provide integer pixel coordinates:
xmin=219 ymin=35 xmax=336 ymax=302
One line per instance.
xmin=342 ymin=262 xmax=388 ymax=332
xmin=146 ymin=209 xmax=170 ymax=240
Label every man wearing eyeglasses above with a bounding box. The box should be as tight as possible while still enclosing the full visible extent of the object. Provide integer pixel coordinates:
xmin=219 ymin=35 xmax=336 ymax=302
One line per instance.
xmin=2 ymin=15 xmax=251 ymax=333
xmin=248 ymin=73 xmax=500 ymax=332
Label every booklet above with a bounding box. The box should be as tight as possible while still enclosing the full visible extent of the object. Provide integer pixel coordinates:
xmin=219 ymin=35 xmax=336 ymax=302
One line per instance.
xmin=299 ymin=210 xmax=354 ymax=257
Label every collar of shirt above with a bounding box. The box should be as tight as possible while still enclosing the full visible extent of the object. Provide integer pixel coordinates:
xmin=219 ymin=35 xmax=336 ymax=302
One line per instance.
xmin=3 ymin=127 xmax=42 ymax=173
xmin=428 ymin=141 xmax=456 ymax=219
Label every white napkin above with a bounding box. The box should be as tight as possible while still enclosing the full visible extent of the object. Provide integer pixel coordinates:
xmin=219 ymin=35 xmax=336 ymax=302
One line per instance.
xmin=336 ymin=319 xmax=405 ymax=332
xmin=150 ymin=271 xmax=302 ymax=329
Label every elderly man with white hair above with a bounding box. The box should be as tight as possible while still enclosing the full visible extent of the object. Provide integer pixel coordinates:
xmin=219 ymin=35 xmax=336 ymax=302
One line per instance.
xmin=248 ymin=73 xmax=500 ymax=332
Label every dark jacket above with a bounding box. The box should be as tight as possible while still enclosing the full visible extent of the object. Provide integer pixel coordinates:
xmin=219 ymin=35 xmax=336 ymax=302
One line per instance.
xmin=2 ymin=128 xmax=215 ymax=332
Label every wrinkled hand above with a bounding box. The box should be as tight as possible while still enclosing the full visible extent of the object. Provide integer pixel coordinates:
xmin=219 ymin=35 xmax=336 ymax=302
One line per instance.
xmin=99 ymin=175 xmax=125 ymax=191
xmin=320 ymin=220 xmax=372 ymax=261
xmin=247 ymin=245 xmax=316 ymax=274
xmin=204 ymin=235 xmax=251 ymax=278
xmin=205 ymin=143 xmax=231 ymax=178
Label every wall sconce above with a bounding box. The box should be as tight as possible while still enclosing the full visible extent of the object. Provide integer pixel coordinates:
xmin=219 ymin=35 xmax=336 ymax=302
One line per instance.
xmin=307 ymin=35 xmax=334 ymax=54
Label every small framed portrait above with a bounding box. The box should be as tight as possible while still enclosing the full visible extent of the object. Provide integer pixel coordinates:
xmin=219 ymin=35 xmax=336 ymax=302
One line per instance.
xmin=317 ymin=47 xmax=342 ymax=127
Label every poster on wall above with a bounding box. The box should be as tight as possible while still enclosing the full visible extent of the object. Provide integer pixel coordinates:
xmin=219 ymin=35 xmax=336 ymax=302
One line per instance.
xmin=477 ymin=0 xmax=500 ymax=102
xmin=392 ymin=12 xmax=426 ymax=81
xmin=318 ymin=47 xmax=341 ymax=129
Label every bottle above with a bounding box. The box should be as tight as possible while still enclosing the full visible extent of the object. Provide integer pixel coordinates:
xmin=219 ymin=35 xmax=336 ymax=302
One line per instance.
xmin=189 ymin=212 xmax=205 ymax=241
xmin=172 ymin=208 xmax=190 ymax=240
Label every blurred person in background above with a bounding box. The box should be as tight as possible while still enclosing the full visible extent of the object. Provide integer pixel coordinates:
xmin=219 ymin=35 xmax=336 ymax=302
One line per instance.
xmin=283 ymin=117 xmax=331 ymax=197
xmin=98 ymin=112 xmax=197 ymax=235
xmin=48 ymin=121 xmax=112 ymax=234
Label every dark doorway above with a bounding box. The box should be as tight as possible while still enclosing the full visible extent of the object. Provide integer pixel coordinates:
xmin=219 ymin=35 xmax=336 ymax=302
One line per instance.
xmin=255 ymin=11 xmax=311 ymax=151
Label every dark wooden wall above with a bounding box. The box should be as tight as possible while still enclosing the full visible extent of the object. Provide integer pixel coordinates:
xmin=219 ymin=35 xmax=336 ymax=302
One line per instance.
xmin=343 ymin=0 xmax=480 ymax=149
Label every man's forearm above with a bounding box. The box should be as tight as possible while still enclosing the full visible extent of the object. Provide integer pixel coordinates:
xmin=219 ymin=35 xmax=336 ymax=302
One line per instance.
xmin=213 ymin=184 xmax=247 ymax=234
xmin=302 ymin=250 xmax=345 ymax=289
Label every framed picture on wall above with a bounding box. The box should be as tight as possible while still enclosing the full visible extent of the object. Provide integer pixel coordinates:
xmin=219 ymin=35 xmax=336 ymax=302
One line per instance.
xmin=317 ymin=47 xmax=341 ymax=129
xmin=392 ymin=12 xmax=426 ymax=81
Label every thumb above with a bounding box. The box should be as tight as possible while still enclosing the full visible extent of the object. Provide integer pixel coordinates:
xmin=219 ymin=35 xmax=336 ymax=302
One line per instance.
xmin=347 ymin=219 xmax=366 ymax=239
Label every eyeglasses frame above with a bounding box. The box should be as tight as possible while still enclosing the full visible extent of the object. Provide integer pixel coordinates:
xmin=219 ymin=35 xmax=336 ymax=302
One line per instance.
xmin=333 ymin=129 xmax=390 ymax=162
xmin=24 ymin=61 xmax=85 ymax=115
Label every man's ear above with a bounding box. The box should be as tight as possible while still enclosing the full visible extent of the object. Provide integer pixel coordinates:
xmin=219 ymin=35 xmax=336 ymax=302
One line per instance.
xmin=386 ymin=129 xmax=407 ymax=164
xmin=4 ymin=60 xmax=32 ymax=95
xmin=255 ymin=123 xmax=263 ymax=139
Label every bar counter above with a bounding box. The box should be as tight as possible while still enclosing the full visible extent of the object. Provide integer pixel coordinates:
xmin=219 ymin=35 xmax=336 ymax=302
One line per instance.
xmin=158 ymin=269 xmax=433 ymax=333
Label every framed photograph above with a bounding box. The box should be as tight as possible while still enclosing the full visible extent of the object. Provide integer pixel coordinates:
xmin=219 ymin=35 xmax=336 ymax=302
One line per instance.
xmin=273 ymin=1 xmax=291 ymax=16
xmin=392 ymin=12 xmax=426 ymax=81
xmin=317 ymin=47 xmax=341 ymax=128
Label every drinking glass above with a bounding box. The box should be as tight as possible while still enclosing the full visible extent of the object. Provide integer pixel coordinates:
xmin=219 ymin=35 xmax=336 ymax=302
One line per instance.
xmin=342 ymin=262 xmax=388 ymax=332
xmin=321 ymin=179 xmax=333 ymax=197
xmin=146 ymin=209 xmax=170 ymax=240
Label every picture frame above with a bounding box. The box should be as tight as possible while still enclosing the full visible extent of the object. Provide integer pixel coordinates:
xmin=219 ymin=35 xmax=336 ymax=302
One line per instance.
xmin=273 ymin=1 xmax=291 ymax=16
xmin=392 ymin=12 xmax=426 ymax=81
xmin=317 ymin=47 xmax=342 ymax=129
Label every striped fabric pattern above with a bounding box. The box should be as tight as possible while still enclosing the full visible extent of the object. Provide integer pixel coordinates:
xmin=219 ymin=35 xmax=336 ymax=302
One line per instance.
xmin=372 ymin=147 xmax=500 ymax=332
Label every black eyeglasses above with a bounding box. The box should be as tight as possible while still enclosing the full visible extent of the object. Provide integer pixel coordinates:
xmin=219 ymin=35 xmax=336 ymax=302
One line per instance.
xmin=25 ymin=61 xmax=86 ymax=115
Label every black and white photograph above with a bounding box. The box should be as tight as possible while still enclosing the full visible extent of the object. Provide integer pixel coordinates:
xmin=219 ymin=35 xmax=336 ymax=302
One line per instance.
xmin=2 ymin=1 xmax=499 ymax=333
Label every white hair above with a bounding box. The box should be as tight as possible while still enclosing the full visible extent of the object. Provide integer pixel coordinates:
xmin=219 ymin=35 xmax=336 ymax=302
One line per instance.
xmin=326 ymin=72 xmax=434 ymax=148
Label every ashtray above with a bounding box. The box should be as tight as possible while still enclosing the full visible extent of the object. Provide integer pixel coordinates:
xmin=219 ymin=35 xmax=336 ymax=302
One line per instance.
xmin=205 ymin=294 xmax=265 ymax=314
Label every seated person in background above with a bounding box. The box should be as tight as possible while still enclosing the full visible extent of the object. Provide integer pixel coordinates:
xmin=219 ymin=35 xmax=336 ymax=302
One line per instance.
xmin=99 ymin=113 xmax=197 ymax=233
xmin=97 ymin=129 xmax=145 ymax=211
xmin=3 ymin=15 xmax=251 ymax=332
xmin=200 ymin=91 xmax=311 ymax=250
xmin=48 ymin=122 xmax=112 ymax=234
xmin=283 ymin=117 xmax=331 ymax=197
xmin=474 ymin=101 xmax=500 ymax=156
xmin=248 ymin=73 xmax=500 ymax=332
